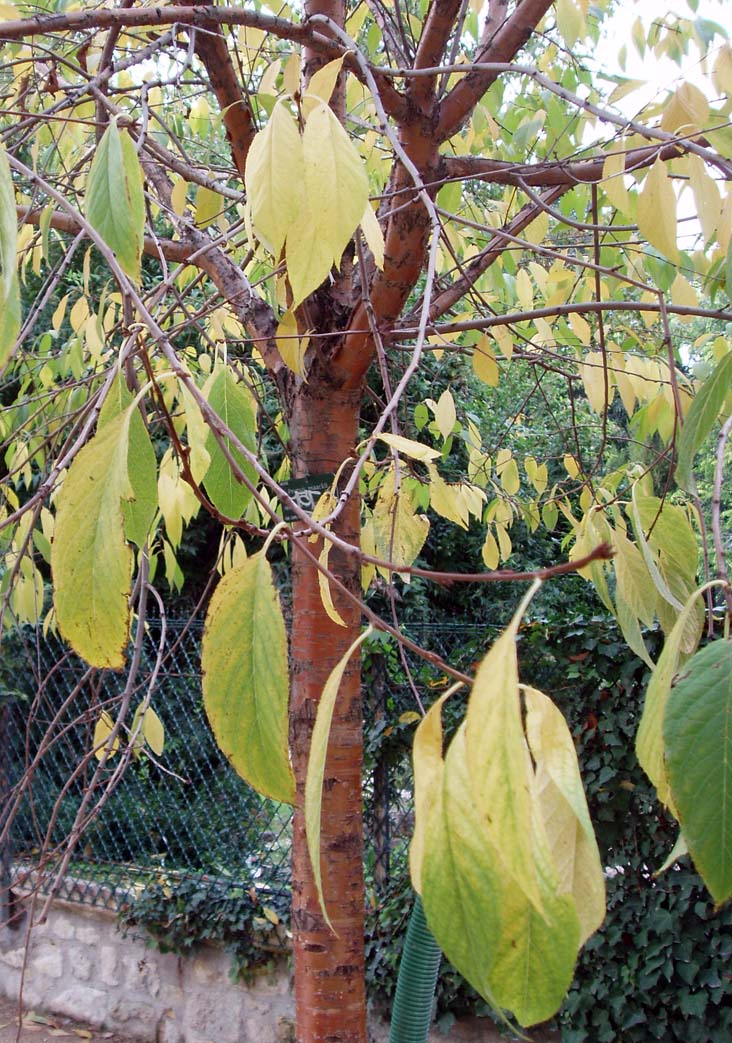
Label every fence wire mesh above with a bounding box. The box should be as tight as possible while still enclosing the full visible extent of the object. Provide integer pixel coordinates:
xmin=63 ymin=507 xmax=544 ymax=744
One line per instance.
xmin=1 ymin=619 xmax=507 ymax=913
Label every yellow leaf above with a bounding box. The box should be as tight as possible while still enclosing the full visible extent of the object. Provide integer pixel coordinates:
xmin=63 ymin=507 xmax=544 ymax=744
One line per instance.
xmin=305 ymin=626 xmax=373 ymax=926
xmin=497 ymin=455 xmax=520 ymax=496
xmin=495 ymin=522 xmax=512 ymax=562
xmin=713 ymin=43 xmax=732 ymax=95
xmin=563 ymin=454 xmax=579 ymax=478
xmin=245 ymin=101 xmax=305 ymax=258
xmin=569 ymin=311 xmax=591 ymax=346
xmin=434 ymin=388 xmax=456 ymax=439
xmin=428 ymin=466 xmax=469 ymax=528
xmin=142 ymin=707 xmax=165 ymax=757
xmin=670 ymin=273 xmax=697 ymax=321
xmin=637 ymin=160 xmax=678 ymax=262
xmin=581 ymin=351 xmax=613 ymax=413
xmin=93 ymin=711 xmax=120 ymax=761
xmin=688 ymin=154 xmax=721 ymax=245
xmin=283 ymin=51 xmax=301 ymax=98
xmin=481 ymin=528 xmax=499 ymax=569
xmin=604 ymin=150 xmax=633 ymax=214
xmin=360 ymin=202 xmax=384 ymax=270
xmin=516 ymin=268 xmax=533 ymax=312
xmin=276 ymin=309 xmax=308 ymax=377
xmin=472 ymin=335 xmax=499 ymax=386
xmin=318 ymin=542 xmax=346 ymax=627
xmin=302 ymin=56 xmax=345 ymax=116
xmin=661 ymin=82 xmax=709 ymax=134
xmin=195 ymin=186 xmax=223 ymax=229
xmin=376 ymin=432 xmax=440 ymax=462
xmin=170 ymin=176 xmax=188 ymax=216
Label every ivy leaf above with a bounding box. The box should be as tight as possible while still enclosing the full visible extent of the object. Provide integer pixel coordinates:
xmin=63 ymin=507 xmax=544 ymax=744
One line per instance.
xmin=665 ymin=639 xmax=732 ymax=904
xmin=52 ymin=410 xmax=135 ymax=669
xmin=202 ymin=551 xmax=294 ymax=805
xmin=86 ymin=120 xmax=145 ymax=280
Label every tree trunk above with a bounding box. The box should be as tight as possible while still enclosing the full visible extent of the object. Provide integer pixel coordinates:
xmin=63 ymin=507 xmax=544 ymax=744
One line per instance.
xmin=288 ymin=384 xmax=366 ymax=1043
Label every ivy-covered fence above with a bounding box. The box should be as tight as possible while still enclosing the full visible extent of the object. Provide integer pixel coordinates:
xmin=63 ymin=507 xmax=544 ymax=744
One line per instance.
xmin=3 ymin=617 xmax=732 ymax=1041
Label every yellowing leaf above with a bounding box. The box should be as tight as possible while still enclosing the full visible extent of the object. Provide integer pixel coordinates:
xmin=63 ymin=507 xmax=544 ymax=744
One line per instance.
xmin=287 ymin=103 xmax=368 ymax=307
xmin=524 ymin=687 xmax=605 ymax=945
xmin=360 ymin=202 xmax=384 ymax=270
xmin=52 ymin=410 xmax=135 ymax=669
xmin=411 ymin=691 xmax=451 ymax=894
xmin=202 ymin=366 xmax=258 ymax=519
xmin=93 ymin=711 xmax=119 ymax=760
xmin=202 ymin=551 xmax=295 ymax=804
xmin=464 ymin=588 xmax=544 ymax=914
xmin=637 ymin=160 xmax=678 ymax=262
xmin=372 ymin=470 xmax=430 ymax=575
xmin=305 ymin=626 xmax=373 ymax=925
xmin=613 ymin=530 xmax=657 ymax=629
xmin=0 ymin=144 xmax=19 ymax=371
xmin=86 ymin=120 xmax=145 ymax=280
xmin=245 ymin=102 xmax=304 ymax=258
xmin=428 ymin=466 xmax=470 ymax=529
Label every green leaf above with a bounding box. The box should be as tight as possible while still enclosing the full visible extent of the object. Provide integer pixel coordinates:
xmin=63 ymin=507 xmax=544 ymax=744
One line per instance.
xmin=676 ymin=352 xmax=732 ymax=491
xmin=52 ymin=411 xmax=134 ymax=669
xmin=305 ymin=625 xmax=373 ymax=926
xmin=86 ymin=120 xmax=145 ymax=281
xmin=203 ymin=366 xmax=258 ymax=520
xmin=201 ymin=551 xmax=294 ymax=804
xmin=98 ymin=373 xmax=157 ymax=548
xmin=0 ymin=270 xmax=20 ymax=372
xmin=636 ymin=586 xmax=709 ymax=807
xmin=665 ymin=639 xmax=732 ymax=904
xmin=613 ymin=530 xmax=657 ymax=629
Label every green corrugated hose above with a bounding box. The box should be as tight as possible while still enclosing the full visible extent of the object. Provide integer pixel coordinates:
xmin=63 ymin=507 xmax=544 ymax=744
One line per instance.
xmin=388 ymin=895 xmax=442 ymax=1043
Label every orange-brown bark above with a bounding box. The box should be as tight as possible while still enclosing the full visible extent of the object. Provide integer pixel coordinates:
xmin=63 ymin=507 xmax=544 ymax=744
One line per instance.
xmin=288 ymin=386 xmax=366 ymax=1043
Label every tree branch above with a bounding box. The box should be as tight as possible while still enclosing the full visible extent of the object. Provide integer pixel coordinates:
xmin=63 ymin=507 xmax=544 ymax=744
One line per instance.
xmin=436 ymin=0 xmax=554 ymax=141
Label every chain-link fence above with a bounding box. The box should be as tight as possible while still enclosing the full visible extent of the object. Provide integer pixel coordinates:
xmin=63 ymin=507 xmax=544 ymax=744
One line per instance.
xmin=1 ymin=619 xmax=512 ymax=915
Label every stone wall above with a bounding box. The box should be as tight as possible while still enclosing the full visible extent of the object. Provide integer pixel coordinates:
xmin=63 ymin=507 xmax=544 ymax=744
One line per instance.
xmin=0 ymin=888 xmax=295 ymax=1043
